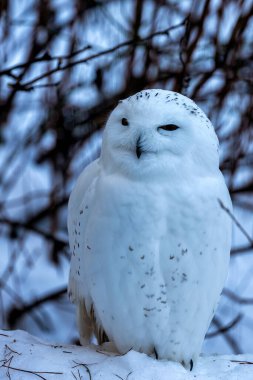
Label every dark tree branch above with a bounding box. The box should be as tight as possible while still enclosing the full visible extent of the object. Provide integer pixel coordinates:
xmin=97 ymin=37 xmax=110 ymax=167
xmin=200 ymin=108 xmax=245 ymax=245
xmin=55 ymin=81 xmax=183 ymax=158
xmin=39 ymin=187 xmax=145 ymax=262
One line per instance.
xmin=12 ymin=20 xmax=187 ymax=91
xmin=208 ymin=317 xmax=242 ymax=353
xmin=7 ymin=287 xmax=67 ymax=328
xmin=206 ymin=314 xmax=243 ymax=338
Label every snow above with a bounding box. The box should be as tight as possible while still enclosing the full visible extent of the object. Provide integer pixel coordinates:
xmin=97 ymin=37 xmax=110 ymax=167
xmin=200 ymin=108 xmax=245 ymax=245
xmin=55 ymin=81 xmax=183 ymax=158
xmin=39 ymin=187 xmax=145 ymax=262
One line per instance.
xmin=1 ymin=329 xmax=253 ymax=380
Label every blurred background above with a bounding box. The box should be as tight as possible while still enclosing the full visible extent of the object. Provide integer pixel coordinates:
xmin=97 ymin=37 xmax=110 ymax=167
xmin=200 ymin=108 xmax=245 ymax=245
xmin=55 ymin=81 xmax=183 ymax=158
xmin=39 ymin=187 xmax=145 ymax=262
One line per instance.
xmin=0 ymin=0 xmax=253 ymax=354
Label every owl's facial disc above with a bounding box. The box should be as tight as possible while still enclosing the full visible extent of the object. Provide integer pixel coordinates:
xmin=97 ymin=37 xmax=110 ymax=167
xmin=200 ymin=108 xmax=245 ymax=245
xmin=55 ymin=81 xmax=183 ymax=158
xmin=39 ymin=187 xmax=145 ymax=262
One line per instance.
xmin=101 ymin=89 xmax=220 ymax=177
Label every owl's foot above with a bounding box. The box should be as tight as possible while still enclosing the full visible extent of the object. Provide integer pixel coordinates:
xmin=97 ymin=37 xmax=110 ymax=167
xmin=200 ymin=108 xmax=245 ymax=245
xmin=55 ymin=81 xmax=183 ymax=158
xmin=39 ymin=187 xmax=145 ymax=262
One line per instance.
xmin=182 ymin=359 xmax=194 ymax=371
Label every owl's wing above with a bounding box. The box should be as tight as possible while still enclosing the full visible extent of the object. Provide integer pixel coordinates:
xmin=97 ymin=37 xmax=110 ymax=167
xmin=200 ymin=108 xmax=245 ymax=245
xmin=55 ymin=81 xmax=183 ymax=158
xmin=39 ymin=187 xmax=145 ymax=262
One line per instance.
xmin=68 ymin=159 xmax=101 ymax=344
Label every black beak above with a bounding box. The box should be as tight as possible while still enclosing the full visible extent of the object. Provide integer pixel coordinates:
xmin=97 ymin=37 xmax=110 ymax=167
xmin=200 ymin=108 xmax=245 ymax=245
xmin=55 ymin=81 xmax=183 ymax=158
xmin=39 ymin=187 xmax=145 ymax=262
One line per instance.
xmin=136 ymin=136 xmax=142 ymax=159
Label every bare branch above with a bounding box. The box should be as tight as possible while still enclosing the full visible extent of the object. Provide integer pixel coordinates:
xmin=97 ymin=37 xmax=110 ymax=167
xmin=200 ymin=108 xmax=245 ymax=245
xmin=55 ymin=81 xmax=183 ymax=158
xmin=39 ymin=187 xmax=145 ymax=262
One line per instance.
xmin=206 ymin=314 xmax=243 ymax=338
xmin=1 ymin=363 xmax=63 ymax=380
xmin=208 ymin=317 xmax=242 ymax=353
xmin=223 ymin=289 xmax=253 ymax=305
xmin=218 ymin=199 xmax=253 ymax=245
xmin=0 ymin=45 xmax=91 ymax=78
xmin=14 ymin=20 xmax=187 ymax=90
xmin=7 ymin=287 xmax=67 ymax=328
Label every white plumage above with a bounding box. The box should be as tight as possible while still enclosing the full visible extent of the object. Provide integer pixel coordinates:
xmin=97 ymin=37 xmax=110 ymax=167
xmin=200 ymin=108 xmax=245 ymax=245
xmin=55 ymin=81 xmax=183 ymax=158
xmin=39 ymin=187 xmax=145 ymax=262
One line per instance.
xmin=68 ymin=89 xmax=232 ymax=370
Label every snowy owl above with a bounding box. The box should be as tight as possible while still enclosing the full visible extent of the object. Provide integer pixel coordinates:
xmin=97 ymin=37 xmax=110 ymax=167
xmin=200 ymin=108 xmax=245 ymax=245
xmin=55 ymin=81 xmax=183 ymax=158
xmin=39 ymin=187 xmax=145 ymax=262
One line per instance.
xmin=68 ymin=89 xmax=232 ymax=370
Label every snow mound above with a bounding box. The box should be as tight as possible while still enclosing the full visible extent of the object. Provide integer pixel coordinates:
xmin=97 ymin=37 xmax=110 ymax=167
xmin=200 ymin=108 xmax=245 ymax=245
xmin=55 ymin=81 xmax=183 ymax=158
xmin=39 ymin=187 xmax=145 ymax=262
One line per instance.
xmin=0 ymin=329 xmax=253 ymax=379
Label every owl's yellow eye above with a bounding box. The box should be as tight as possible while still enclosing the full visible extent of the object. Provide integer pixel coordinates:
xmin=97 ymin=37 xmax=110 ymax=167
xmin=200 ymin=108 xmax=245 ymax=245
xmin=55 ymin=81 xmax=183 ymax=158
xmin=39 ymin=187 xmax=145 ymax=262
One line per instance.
xmin=121 ymin=118 xmax=129 ymax=126
xmin=158 ymin=124 xmax=179 ymax=132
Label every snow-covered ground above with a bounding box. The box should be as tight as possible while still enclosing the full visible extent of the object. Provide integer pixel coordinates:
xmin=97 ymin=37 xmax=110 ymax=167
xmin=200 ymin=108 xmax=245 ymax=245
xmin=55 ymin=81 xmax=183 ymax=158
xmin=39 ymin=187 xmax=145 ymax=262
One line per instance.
xmin=0 ymin=329 xmax=253 ymax=380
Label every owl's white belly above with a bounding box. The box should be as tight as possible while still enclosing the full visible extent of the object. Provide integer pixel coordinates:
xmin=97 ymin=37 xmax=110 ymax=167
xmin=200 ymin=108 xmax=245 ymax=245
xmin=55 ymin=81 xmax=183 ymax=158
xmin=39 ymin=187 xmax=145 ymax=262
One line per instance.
xmin=83 ymin=174 xmax=231 ymax=365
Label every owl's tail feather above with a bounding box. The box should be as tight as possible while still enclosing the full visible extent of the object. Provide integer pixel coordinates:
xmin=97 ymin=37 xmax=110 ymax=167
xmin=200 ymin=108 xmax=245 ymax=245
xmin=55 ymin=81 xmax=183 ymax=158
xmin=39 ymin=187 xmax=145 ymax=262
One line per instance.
xmin=97 ymin=327 xmax=109 ymax=345
xmin=89 ymin=303 xmax=109 ymax=345
xmin=76 ymin=300 xmax=93 ymax=345
xmin=77 ymin=301 xmax=109 ymax=346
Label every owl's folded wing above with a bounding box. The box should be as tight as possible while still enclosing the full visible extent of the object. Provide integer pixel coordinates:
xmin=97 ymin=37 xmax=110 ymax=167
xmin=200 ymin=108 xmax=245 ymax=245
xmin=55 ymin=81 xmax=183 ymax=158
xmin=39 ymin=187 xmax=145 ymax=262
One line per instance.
xmin=68 ymin=159 xmax=101 ymax=344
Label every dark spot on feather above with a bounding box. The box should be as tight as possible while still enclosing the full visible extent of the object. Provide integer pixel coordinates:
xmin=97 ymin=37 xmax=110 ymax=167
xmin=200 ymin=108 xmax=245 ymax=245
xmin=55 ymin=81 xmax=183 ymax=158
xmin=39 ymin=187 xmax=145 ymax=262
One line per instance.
xmin=143 ymin=307 xmax=156 ymax=312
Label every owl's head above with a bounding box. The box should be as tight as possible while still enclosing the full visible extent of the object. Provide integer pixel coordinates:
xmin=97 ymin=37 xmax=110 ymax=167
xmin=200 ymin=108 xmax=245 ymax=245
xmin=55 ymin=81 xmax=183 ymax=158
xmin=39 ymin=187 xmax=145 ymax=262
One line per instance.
xmin=101 ymin=89 xmax=219 ymax=180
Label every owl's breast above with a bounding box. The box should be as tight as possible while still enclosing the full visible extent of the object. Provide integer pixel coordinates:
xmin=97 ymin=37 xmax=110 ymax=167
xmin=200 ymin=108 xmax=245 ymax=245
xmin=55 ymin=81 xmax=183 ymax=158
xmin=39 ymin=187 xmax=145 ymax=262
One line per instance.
xmin=82 ymin=173 xmax=231 ymax=356
xmin=83 ymin=175 xmax=168 ymax=313
xmin=84 ymin=173 xmax=230 ymax=290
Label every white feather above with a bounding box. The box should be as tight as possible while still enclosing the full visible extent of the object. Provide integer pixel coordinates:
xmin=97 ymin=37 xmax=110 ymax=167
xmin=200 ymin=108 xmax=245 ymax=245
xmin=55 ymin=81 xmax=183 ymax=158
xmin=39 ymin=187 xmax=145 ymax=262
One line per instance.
xmin=68 ymin=89 xmax=232 ymax=369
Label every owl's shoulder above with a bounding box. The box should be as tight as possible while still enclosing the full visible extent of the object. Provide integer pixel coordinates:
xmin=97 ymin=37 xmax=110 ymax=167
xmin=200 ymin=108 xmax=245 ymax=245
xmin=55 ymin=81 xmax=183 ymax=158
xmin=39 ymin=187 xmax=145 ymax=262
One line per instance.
xmin=68 ymin=159 xmax=100 ymax=216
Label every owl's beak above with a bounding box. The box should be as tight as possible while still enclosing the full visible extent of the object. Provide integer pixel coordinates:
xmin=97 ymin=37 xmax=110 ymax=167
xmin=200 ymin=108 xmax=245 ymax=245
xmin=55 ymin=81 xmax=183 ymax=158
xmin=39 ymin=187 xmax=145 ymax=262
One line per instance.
xmin=136 ymin=136 xmax=142 ymax=159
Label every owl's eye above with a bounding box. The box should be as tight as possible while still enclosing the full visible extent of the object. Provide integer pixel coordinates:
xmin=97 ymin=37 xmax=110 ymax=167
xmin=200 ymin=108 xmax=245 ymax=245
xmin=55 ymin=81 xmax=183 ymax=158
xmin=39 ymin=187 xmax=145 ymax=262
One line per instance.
xmin=121 ymin=118 xmax=129 ymax=126
xmin=158 ymin=124 xmax=179 ymax=132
